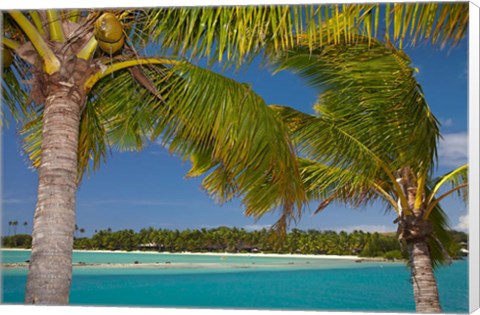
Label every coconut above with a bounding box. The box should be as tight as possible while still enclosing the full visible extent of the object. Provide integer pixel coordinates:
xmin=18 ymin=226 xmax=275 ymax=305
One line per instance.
xmin=97 ymin=36 xmax=125 ymax=54
xmin=2 ymin=47 xmax=13 ymax=68
xmin=94 ymin=12 xmax=124 ymax=44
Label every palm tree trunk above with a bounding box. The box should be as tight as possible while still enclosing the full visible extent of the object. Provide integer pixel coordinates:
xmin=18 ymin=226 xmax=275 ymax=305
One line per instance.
xmin=25 ymin=83 xmax=84 ymax=304
xmin=408 ymin=239 xmax=442 ymax=313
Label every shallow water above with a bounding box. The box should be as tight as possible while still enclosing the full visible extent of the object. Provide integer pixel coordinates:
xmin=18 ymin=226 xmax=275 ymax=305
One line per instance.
xmin=1 ymin=250 xmax=468 ymax=313
xmin=1 ymin=249 xmax=364 ymax=267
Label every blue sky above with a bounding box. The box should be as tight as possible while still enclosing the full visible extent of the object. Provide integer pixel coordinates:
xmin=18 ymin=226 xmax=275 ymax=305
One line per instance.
xmin=1 ymin=34 xmax=469 ymax=237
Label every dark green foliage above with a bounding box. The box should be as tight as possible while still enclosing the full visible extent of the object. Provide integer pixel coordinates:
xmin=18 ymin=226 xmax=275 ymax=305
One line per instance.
xmin=383 ymin=250 xmax=405 ymax=260
xmin=2 ymin=227 xmax=467 ymax=260
xmin=2 ymin=234 xmax=32 ymax=248
xmin=450 ymin=230 xmax=468 ymax=244
xmin=359 ymin=232 xmax=401 ymax=257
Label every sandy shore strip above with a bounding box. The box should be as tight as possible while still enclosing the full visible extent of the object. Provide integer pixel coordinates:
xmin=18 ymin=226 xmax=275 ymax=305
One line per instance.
xmin=2 ymin=248 xmax=395 ymax=269
xmin=2 ymin=248 xmax=361 ymax=260
xmin=76 ymin=250 xmax=362 ymax=260
xmin=3 ymin=262 xmax=320 ymax=269
xmin=2 ymin=248 xmax=362 ymax=259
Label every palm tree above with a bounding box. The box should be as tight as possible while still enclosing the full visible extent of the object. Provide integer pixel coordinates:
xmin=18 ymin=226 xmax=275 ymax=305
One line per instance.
xmin=1 ymin=4 xmax=468 ymax=306
xmin=267 ymin=36 xmax=468 ymax=312
xmin=2 ymin=8 xmax=309 ymax=304
xmin=23 ymin=221 xmax=28 ymax=234
xmin=12 ymin=220 xmax=18 ymax=236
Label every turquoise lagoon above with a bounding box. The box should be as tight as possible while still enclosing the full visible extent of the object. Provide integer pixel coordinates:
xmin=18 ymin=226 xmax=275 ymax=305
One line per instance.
xmin=1 ymin=250 xmax=468 ymax=312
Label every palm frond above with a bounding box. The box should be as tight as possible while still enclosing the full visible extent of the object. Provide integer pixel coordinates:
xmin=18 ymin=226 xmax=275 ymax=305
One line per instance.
xmin=142 ymin=6 xmax=311 ymax=67
xmin=428 ymin=164 xmax=468 ymax=204
xmin=145 ymin=61 xmax=306 ymax=222
xmin=137 ymin=3 xmax=467 ymax=68
xmin=270 ymin=104 xmax=398 ymax=188
xmin=19 ymin=112 xmax=43 ymax=168
xmin=298 ymin=157 xmax=395 ymax=212
xmin=1 ymin=52 xmax=35 ymax=127
xmin=423 ymin=164 xmax=468 ymax=220
xmin=423 ymin=189 xmax=456 ymax=269
xmin=272 ymin=35 xmax=440 ymax=176
xmin=76 ymin=100 xmax=108 ymax=182
xmin=356 ymin=3 xmax=468 ymax=49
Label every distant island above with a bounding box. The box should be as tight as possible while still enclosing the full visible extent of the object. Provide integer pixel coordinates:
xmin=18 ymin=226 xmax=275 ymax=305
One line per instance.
xmin=2 ymin=226 xmax=468 ymax=260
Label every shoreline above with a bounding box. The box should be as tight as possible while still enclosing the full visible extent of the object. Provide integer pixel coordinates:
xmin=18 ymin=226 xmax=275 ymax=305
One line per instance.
xmin=1 ymin=247 xmax=362 ymax=260
xmin=79 ymin=250 xmax=362 ymax=260
xmin=2 ymin=258 xmax=396 ymax=269
xmin=1 ymin=248 xmax=400 ymax=269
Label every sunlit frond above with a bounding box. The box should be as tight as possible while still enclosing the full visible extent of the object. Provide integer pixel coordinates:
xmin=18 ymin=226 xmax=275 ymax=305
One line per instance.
xmin=145 ymin=61 xmax=306 ymax=222
xmin=423 ymin=164 xmax=468 ymax=220
xmin=272 ymin=35 xmax=440 ymax=176
xmin=1 ymin=65 xmax=28 ymax=126
xmin=138 ymin=3 xmax=467 ymax=68
xmin=355 ymin=3 xmax=468 ymax=49
xmin=298 ymin=157 xmax=397 ymax=213
xmin=20 ymin=113 xmax=43 ymax=168
xmin=428 ymin=164 xmax=468 ymax=204
xmin=270 ymin=104 xmax=398 ymax=192
xmin=142 ymin=6 xmax=312 ymax=67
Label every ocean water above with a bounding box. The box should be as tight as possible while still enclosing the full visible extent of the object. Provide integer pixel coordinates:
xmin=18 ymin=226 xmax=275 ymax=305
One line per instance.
xmin=1 ymin=250 xmax=468 ymax=313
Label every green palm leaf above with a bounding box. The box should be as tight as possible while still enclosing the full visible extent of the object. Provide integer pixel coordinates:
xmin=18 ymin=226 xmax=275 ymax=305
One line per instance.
xmin=140 ymin=4 xmax=468 ymax=67
xmin=271 ymin=104 xmax=391 ymax=185
xmin=142 ymin=6 xmax=310 ymax=67
xmin=423 ymin=188 xmax=457 ymax=268
xmin=148 ymin=61 xmax=305 ymax=219
xmin=1 ymin=58 xmax=32 ymax=127
xmin=272 ymin=35 xmax=440 ymax=176
xmin=298 ymin=157 xmax=395 ymax=213
xmin=428 ymin=164 xmax=468 ymax=204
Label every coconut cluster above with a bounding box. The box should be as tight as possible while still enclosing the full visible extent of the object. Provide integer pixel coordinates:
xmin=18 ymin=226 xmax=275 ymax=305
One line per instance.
xmin=94 ymin=13 xmax=125 ymax=54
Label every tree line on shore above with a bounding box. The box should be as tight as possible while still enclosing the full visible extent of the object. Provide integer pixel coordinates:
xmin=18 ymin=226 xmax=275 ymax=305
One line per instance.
xmin=2 ymin=226 xmax=468 ymax=260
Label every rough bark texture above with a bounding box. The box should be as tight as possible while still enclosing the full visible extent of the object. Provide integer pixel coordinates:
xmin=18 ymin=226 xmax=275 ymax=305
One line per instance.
xmin=408 ymin=239 xmax=442 ymax=313
xmin=24 ymin=83 xmax=84 ymax=304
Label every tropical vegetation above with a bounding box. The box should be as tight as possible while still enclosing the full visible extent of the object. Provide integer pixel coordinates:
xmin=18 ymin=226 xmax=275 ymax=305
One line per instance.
xmin=1 ymin=227 xmax=468 ymax=261
xmin=1 ymin=3 xmax=468 ymax=309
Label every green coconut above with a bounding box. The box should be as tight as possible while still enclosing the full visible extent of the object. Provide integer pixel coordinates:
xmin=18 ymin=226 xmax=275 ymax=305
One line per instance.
xmin=94 ymin=12 xmax=124 ymax=43
xmin=97 ymin=36 xmax=125 ymax=54
xmin=2 ymin=47 xmax=13 ymax=68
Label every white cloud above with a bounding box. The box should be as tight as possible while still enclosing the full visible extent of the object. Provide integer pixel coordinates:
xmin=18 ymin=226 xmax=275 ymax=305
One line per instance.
xmin=455 ymin=214 xmax=469 ymax=232
xmin=438 ymin=132 xmax=468 ymax=167
xmin=332 ymin=225 xmax=395 ymax=233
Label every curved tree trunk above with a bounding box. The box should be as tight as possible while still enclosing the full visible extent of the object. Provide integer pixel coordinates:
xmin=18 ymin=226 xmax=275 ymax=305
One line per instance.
xmin=25 ymin=83 xmax=84 ymax=304
xmin=408 ymin=239 xmax=442 ymax=313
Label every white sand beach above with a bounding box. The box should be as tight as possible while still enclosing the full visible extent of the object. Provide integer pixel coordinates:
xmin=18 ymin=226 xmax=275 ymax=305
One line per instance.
xmin=69 ymin=249 xmax=361 ymax=260
xmin=1 ymin=248 xmax=397 ymax=270
xmin=1 ymin=247 xmax=384 ymax=260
